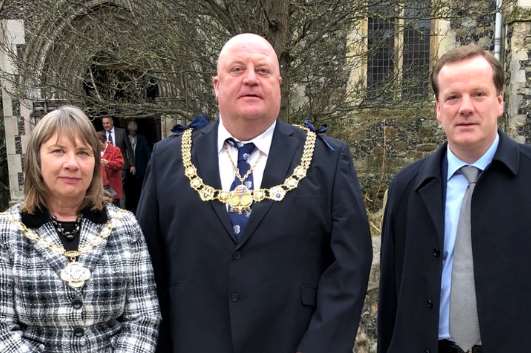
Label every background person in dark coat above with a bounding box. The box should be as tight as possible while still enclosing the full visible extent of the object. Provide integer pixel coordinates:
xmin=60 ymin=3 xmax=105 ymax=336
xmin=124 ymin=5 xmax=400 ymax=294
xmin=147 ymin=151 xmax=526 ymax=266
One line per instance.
xmin=101 ymin=115 xmax=133 ymax=170
xmin=378 ymin=45 xmax=531 ymax=353
xmin=101 ymin=116 xmax=133 ymax=208
xmin=125 ymin=120 xmax=151 ymax=212
xmin=137 ymin=33 xmax=372 ymax=353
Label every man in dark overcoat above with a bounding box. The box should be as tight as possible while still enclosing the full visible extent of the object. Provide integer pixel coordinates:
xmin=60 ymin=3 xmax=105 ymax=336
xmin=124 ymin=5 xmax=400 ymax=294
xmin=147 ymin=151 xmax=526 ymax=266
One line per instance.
xmin=378 ymin=45 xmax=531 ymax=353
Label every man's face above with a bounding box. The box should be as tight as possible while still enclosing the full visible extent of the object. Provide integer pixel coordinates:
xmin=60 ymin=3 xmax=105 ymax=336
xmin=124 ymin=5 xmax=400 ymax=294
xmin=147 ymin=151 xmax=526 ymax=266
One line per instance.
xmin=435 ymin=55 xmax=503 ymax=161
xmin=213 ymin=35 xmax=282 ymax=128
xmin=102 ymin=117 xmax=113 ymax=131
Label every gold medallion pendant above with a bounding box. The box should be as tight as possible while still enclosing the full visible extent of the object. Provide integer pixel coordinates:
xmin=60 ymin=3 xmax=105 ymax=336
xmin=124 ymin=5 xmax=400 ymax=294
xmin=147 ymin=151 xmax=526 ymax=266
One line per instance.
xmin=228 ymin=185 xmax=253 ymax=214
xmin=60 ymin=262 xmax=91 ymax=288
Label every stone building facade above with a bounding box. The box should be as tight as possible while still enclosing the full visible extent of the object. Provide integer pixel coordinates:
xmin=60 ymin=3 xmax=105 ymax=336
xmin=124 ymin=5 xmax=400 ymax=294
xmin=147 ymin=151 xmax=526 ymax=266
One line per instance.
xmin=1 ymin=1 xmax=530 ymax=207
xmin=505 ymin=1 xmax=531 ymax=142
xmin=348 ymin=1 xmax=531 ymax=352
xmin=0 ymin=19 xmax=28 ymax=204
xmin=0 ymin=2 xmax=530 ymax=351
xmin=343 ymin=0 xmax=531 ymax=214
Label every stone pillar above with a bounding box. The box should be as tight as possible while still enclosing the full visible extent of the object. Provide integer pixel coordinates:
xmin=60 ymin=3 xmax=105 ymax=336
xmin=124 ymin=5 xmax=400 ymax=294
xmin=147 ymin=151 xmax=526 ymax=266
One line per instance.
xmin=505 ymin=0 xmax=531 ymax=142
xmin=1 ymin=20 xmax=27 ymax=203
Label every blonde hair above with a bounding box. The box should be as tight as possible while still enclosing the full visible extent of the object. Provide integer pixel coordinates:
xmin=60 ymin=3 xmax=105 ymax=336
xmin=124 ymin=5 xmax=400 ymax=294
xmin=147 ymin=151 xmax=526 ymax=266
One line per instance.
xmin=22 ymin=105 xmax=107 ymax=213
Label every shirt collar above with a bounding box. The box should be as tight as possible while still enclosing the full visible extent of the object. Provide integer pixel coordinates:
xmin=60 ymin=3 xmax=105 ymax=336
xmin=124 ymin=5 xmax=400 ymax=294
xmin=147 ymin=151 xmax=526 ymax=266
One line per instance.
xmin=217 ymin=115 xmax=276 ymax=156
xmin=446 ymin=133 xmax=499 ymax=180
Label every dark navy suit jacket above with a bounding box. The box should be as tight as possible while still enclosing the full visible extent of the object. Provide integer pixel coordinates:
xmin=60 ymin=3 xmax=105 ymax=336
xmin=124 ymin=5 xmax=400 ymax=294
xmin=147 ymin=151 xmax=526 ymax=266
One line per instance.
xmin=137 ymin=120 xmax=372 ymax=353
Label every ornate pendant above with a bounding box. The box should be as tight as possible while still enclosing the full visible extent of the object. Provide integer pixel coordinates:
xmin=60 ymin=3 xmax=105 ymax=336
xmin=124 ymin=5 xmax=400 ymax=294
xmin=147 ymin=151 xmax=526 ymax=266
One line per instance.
xmin=60 ymin=262 xmax=91 ymax=288
xmin=228 ymin=184 xmax=253 ymax=214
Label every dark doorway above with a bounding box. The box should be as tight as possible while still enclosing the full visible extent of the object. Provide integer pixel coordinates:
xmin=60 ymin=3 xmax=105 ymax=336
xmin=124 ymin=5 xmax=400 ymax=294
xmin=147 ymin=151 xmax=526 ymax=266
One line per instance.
xmin=93 ymin=116 xmax=161 ymax=147
xmin=84 ymin=50 xmax=162 ymax=146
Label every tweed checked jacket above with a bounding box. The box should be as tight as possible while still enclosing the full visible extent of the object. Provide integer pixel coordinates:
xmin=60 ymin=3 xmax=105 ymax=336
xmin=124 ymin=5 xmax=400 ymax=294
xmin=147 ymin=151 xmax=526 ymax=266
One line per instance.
xmin=0 ymin=204 xmax=161 ymax=353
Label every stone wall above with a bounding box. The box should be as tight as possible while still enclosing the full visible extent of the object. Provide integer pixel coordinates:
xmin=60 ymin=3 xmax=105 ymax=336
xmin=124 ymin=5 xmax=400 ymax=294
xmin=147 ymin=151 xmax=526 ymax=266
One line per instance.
xmin=0 ymin=2 xmax=529 ymax=351
xmin=0 ymin=19 xmax=28 ymax=204
xmin=505 ymin=4 xmax=531 ymax=142
xmin=332 ymin=104 xmax=444 ymax=213
xmin=347 ymin=3 xmax=531 ymax=351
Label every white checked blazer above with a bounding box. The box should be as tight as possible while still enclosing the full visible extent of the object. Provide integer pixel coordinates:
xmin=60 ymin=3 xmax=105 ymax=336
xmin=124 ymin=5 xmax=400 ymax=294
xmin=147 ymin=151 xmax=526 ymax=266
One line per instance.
xmin=0 ymin=203 xmax=161 ymax=353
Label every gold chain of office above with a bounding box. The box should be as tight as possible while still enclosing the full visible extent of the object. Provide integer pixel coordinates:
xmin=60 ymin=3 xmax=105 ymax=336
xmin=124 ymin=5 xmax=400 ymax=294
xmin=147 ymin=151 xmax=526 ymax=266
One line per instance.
xmin=12 ymin=210 xmax=125 ymax=288
xmin=181 ymin=125 xmax=316 ymax=213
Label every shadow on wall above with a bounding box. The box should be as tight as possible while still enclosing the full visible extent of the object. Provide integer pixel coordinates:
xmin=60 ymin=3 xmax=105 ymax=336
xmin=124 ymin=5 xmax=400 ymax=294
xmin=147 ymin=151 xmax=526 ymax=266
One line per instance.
xmin=0 ymin=118 xmax=10 ymax=210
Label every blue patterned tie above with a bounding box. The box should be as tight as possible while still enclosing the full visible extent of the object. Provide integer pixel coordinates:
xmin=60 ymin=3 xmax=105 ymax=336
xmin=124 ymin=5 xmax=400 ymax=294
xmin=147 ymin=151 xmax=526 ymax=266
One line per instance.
xmin=107 ymin=131 xmax=113 ymax=145
xmin=226 ymin=138 xmax=256 ymax=242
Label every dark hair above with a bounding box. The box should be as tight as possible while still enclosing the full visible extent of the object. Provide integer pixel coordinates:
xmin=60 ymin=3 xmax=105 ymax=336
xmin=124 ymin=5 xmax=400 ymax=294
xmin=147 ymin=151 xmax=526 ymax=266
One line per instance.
xmin=431 ymin=44 xmax=504 ymax=99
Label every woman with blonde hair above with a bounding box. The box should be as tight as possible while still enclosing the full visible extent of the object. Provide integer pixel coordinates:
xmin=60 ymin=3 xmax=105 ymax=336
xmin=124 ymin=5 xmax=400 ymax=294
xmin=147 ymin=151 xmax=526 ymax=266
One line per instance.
xmin=0 ymin=105 xmax=160 ymax=353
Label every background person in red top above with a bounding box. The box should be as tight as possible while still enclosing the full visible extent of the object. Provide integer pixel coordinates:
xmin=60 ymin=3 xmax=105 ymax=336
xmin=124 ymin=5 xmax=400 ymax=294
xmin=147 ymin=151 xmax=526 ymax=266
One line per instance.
xmin=98 ymin=131 xmax=124 ymax=204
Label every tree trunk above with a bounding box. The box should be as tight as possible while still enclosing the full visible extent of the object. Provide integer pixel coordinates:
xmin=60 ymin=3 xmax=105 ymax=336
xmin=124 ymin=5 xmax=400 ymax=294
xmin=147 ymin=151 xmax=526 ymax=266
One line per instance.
xmin=262 ymin=0 xmax=290 ymax=120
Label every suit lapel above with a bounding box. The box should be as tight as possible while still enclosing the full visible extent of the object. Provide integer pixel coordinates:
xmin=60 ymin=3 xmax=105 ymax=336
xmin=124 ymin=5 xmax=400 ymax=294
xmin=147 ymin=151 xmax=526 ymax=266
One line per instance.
xmin=76 ymin=215 xmax=110 ymax=275
xmin=30 ymin=223 xmax=69 ymax=277
xmin=237 ymin=121 xmax=299 ymax=249
xmin=415 ymin=145 xmax=446 ymax=247
xmin=194 ymin=122 xmax=236 ymax=241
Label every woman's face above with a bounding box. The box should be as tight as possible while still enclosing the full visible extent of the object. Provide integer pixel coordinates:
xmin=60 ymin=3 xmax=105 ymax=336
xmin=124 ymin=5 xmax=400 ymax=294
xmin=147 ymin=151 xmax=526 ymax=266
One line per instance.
xmin=40 ymin=132 xmax=95 ymax=205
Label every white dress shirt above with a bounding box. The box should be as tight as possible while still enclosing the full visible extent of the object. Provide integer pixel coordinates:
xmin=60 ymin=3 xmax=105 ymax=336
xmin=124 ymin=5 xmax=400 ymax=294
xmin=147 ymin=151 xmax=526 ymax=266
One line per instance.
xmin=106 ymin=127 xmax=116 ymax=145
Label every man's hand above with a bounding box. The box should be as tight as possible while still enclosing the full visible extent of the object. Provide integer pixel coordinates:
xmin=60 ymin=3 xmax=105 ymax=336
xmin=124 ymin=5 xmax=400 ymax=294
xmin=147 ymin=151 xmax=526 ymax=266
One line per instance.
xmin=130 ymin=166 xmax=136 ymax=175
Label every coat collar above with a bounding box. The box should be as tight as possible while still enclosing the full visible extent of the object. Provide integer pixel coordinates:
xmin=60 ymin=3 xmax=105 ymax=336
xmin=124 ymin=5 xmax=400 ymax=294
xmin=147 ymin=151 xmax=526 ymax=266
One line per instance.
xmin=491 ymin=131 xmax=519 ymax=176
xmin=20 ymin=205 xmax=108 ymax=229
xmin=414 ymin=143 xmax=446 ymax=191
xmin=414 ymin=130 xmax=519 ymax=191
xmin=193 ymin=120 xmax=234 ymax=245
xmin=413 ymin=143 xmax=446 ymax=246
xmin=412 ymin=130 xmax=520 ymax=248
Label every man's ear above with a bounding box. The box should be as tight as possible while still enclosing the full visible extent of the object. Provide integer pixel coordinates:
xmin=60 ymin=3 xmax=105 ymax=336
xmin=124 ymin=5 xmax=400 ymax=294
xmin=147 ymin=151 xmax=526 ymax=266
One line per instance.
xmin=434 ymin=96 xmax=442 ymax=124
xmin=496 ymin=92 xmax=504 ymax=118
xmin=212 ymin=76 xmax=219 ymax=99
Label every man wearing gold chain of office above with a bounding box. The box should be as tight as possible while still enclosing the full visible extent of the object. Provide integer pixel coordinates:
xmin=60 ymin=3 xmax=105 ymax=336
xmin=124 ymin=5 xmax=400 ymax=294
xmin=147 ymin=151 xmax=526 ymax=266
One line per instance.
xmin=137 ymin=33 xmax=372 ymax=353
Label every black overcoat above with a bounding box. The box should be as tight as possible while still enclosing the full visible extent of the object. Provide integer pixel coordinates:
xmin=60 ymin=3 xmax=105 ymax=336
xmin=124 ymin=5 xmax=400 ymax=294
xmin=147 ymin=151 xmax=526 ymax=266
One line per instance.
xmin=378 ymin=132 xmax=531 ymax=353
